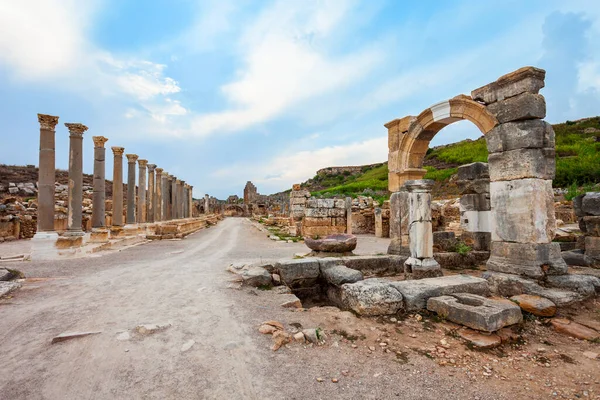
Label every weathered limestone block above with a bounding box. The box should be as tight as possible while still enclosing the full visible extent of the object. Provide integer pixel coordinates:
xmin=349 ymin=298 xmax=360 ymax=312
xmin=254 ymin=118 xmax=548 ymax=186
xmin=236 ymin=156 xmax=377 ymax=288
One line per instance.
xmin=337 ymin=279 xmax=404 ymax=316
xmin=274 ymin=258 xmax=320 ymax=288
xmin=561 ymin=250 xmax=595 ymax=267
xmin=582 ymin=193 xmax=600 ymax=216
xmin=585 ymin=236 xmax=600 ymax=258
xmin=327 ymin=208 xmax=346 ymax=217
xmin=433 ymin=231 xmax=457 ymax=252
xmin=471 ymin=66 xmax=545 ymax=104
xmin=485 ymin=93 xmax=546 ymax=123
xmin=388 ymin=191 xmax=410 ymax=256
xmin=303 ymin=217 xmax=333 ymax=227
xmin=404 ymin=257 xmax=443 ymax=279
xmin=456 ymin=179 xmax=490 ymax=194
xmin=488 ymin=148 xmax=555 ymax=181
xmin=390 ymin=275 xmax=490 ymax=311
xmin=461 ymin=210 xmax=492 ymax=233
xmin=485 ymin=120 xmax=555 ymax=154
xmin=487 ymin=241 xmax=567 ymax=278
xmin=374 ymin=208 xmax=383 ymax=238
xmin=583 ymin=216 xmax=600 ymax=236
xmin=321 ymin=265 xmax=363 ymax=286
xmin=457 ymin=162 xmax=489 ymax=181
xmin=305 ymin=208 xmax=329 ymax=218
xmin=319 ymin=255 xmax=406 ymax=277
xmin=427 ymin=293 xmax=522 ymax=332
xmin=510 ymin=294 xmax=556 ymax=317
xmin=490 ymin=179 xmax=555 ymax=243
xmin=461 ymin=231 xmax=492 ymax=251
xmin=460 ymin=194 xmax=491 ymax=211
xmin=545 ymin=274 xmax=599 ymax=297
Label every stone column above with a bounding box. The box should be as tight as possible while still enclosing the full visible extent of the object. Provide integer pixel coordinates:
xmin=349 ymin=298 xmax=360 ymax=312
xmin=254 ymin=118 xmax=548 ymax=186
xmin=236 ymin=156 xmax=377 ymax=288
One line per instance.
xmin=163 ymin=173 xmax=170 ymax=220
xmin=147 ymin=164 xmax=156 ymax=223
xmin=388 ymin=190 xmax=410 ymax=255
xmin=31 ymin=114 xmax=60 ymax=260
xmin=180 ymin=180 xmax=186 ymax=219
xmin=137 ymin=159 xmax=148 ymax=224
xmin=59 ymin=123 xmax=88 ymax=248
xmin=90 ymin=136 xmax=109 ymax=243
xmin=345 ymin=197 xmax=352 ymax=234
xmin=111 ymin=147 xmax=125 ymax=235
xmin=125 ymin=154 xmax=138 ymax=226
xmin=188 ymin=185 xmax=194 ymax=218
xmin=172 ymin=178 xmax=178 ymax=219
xmin=458 ymin=162 xmax=491 ymax=251
xmin=204 ymin=194 xmax=210 ymax=214
xmin=374 ymin=207 xmax=383 ymax=238
xmin=166 ymin=175 xmax=173 ymax=220
xmin=155 ymin=168 xmax=163 ymax=222
xmin=403 ymin=179 xmax=442 ymax=279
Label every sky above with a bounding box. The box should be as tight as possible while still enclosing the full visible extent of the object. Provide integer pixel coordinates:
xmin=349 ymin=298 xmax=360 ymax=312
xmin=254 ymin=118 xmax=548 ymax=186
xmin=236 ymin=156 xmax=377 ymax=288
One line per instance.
xmin=1 ymin=0 xmax=599 ymax=199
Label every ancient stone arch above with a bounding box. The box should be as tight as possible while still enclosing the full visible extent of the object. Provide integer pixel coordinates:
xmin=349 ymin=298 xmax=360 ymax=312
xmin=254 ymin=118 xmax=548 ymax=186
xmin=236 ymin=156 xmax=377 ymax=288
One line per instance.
xmin=224 ymin=204 xmax=245 ymax=217
xmin=386 ymin=66 xmax=566 ymax=279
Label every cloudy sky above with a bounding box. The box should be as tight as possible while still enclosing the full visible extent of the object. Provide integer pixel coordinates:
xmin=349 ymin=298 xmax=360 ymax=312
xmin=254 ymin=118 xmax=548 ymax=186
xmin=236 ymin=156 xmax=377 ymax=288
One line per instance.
xmin=1 ymin=0 xmax=599 ymax=198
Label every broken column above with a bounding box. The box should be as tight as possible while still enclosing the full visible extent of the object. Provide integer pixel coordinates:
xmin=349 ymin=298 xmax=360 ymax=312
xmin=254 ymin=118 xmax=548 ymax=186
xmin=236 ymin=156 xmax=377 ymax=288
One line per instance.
xmin=90 ymin=136 xmax=109 ymax=243
xmin=137 ymin=159 xmax=148 ymax=224
xmin=204 ymin=194 xmax=210 ymax=214
xmin=31 ymin=114 xmax=60 ymax=260
xmin=155 ymin=168 xmax=163 ymax=222
xmin=574 ymin=193 xmax=600 ymax=265
xmin=147 ymin=164 xmax=156 ymax=223
xmin=387 ymin=191 xmax=410 ymax=255
xmin=457 ymin=162 xmax=491 ymax=251
xmin=471 ymin=67 xmax=567 ymax=278
xmin=403 ymin=179 xmax=442 ymax=279
xmin=188 ymin=185 xmax=194 ymax=217
xmin=111 ymin=147 xmax=125 ymax=237
xmin=125 ymin=154 xmax=138 ymax=227
xmin=57 ymin=123 xmax=88 ymax=249
xmin=375 ymin=207 xmax=383 ymax=238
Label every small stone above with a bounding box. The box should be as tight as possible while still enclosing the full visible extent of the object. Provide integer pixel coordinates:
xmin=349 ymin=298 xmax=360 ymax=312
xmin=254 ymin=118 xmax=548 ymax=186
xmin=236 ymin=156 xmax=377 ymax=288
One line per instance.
xmin=293 ymin=332 xmax=305 ymax=342
xmin=369 ymin=346 xmax=376 ymax=351
xmin=259 ymin=324 xmax=279 ymax=334
xmin=136 ymin=323 xmax=171 ymax=335
xmin=181 ymin=340 xmax=195 ymax=352
xmin=510 ymin=294 xmax=556 ymax=317
xmin=316 ymin=378 xmax=324 ymax=382
xmin=458 ymin=329 xmax=502 ymax=349
xmin=271 ymin=330 xmax=292 ymax=351
xmin=261 ymin=320 xmax=284 ymax=330
xmin=332 ymin=378 xmax=338 ymax=383
xmin=583 ymin=351 xmax=598 ymax=360
xmin=280 ymin=294 xmax=302 ymax=309
xmin=551 ymin=318 xmax=600 ymax=341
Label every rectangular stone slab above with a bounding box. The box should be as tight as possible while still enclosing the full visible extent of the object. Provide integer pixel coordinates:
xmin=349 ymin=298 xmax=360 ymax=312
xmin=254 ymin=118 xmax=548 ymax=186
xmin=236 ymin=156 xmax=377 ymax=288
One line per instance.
xmin=427 ymin=293 xmax=522 ymax=332
xmin=389 ymin=274 xmax=490 ymax=311
xmin=274 ymin=258 xmax=320 ymax=288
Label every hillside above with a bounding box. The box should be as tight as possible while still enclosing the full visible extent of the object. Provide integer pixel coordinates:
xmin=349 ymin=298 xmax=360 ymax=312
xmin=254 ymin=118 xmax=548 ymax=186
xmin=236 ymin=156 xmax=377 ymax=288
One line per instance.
xmin=298 ymin=116 xmax=600 ymax=201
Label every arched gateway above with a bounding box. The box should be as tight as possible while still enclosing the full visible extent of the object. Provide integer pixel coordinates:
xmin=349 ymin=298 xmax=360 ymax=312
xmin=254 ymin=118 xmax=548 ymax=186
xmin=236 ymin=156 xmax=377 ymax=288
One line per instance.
xmin=386 ymin=66 xmax=566 ymax=279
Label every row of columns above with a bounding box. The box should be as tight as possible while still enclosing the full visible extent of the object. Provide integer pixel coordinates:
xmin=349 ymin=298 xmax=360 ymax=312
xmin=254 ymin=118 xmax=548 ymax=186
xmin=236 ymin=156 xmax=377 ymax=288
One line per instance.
xmin=33 ymin=114 xmax=195 ymax=255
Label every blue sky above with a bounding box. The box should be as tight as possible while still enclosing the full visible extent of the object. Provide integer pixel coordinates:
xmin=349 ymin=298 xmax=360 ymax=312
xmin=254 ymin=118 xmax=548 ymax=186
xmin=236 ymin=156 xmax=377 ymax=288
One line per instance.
xmin=1 ymin=0 xmax=599 ymax=199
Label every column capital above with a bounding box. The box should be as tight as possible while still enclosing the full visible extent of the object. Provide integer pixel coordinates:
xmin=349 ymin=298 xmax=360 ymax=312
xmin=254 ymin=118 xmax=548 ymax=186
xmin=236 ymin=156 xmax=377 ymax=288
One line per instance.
xmin=155 ymin=167 xmax=163 ymax=174
xmin=176 ymin=179 xmax=182 ymax=184
xmin=92 ymin=136 xmax=109 ymax=148
xmin=111 ymin=146 xmax=125 ymax=156
xmin=38 ymin=114 xmax=59 ymax=131
xmin=138 ymin=159 xmax=148 ymax=168
xmin=147 ymin=164 xmax=156 ymax=172
xmin=167 ymin=174 xmax=173 ymax=181
xmin=126 ymin=153 xmax=139 ymax=163
xmin=65 ymin=123 xmax=88 ymax=138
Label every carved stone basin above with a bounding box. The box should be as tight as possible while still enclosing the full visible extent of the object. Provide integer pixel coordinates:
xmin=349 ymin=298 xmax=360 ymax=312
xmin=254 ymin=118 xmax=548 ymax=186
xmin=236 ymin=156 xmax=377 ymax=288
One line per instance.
xmin=305 ymin=234 xmax=357 ymax=253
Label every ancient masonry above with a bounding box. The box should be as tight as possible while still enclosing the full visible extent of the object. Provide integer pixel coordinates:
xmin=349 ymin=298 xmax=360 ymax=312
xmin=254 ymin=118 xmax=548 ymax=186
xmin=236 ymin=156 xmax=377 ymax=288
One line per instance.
xmin=29 ymin=114 xmax=216 ymax=260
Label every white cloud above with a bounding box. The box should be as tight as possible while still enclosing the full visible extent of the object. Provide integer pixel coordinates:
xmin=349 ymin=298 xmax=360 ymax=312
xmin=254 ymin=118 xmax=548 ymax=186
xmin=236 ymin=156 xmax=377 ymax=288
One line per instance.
xmin=213 ymin=136 xmax=388 ymax=193
xmin=190 ymin=0 xmax=382 ymax=137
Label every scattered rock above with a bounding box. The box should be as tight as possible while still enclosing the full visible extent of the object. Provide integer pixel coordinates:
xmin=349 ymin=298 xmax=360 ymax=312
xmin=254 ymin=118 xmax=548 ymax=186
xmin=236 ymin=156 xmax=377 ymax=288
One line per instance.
xmin=52 ymin=331 xmax=102 ymax=344
xmin=280 ymin=294 xmax=302 ymax=309
xmin=551 ymin=318 xmax=600 ymax=341
xmin=272 ymin=286 xmax=292 ymax=294
xmin=259 ymin=324 xmax=279 ymax=334
xmin=181 ymin=340 xmax=195 ymax=352
xmin=496 ymin=327 xmax=521 ymax=343
xmin=116 ymin=331 xmax=131 ymax=341
xmin=271 ymin=330 xmax=292 ymax=351
xmin=272 ymin=274 xmax=281 ymax=285
xmin=293 ymin=332 xmax=305 ymax=342
xmin=510 ymin=294 xmax=556 ymax=317
xmin=136 ymin=323 xmax=171 ymax=335
xmin=583 ymin=351 xmax=598 ymax=360
xmin=0 ymin=281 xmax=21 ymax=298
xmin=261 ymin=320 xmax=284 ymax=331
xmin=0 ymin=269 xmax=12 ymax=281
xmin=458 ymin=329 xmax=502 ymax=349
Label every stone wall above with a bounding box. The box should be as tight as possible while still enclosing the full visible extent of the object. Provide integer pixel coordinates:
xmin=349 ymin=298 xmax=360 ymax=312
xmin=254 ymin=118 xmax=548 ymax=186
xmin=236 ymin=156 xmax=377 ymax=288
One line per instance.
xmin=302 ymin=198 xmax=348 ymax=238
xmin=457 ymin=162 xmax=492 ymax=251
xmin=290 ymin=184 xmax=310 ymax=236
xmin=574 ymin=193 xmax=600 ymax=263
xmin=316 ymin=163 xmax=383 ymax=177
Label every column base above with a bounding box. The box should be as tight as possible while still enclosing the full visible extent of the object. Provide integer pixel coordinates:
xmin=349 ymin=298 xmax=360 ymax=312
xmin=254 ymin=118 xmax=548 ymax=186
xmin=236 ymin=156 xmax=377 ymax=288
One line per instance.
xmin=30 ymin=231 xmax=60 ymax=260
xmin=110 ymin=226 xmax=126 ymax=238
xmin=89 ymin=228 xmax=110 ymax=243
xmin=404 ymin=257 xmax=443 ymax=280
xmin=123 ymin=224 xmax=141 ymax=236
xmin=387 ymin=238 xmax=410 ymax=256
xmin=56 ymin=231 xmax=84 ymax=249
xmin=486 ymin=241 xmax=567 ymax=279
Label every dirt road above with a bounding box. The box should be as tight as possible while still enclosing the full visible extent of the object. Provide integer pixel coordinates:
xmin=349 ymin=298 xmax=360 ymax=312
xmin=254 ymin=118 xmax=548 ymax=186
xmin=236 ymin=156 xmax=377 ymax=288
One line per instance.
xmin=0 ymin=218 xmax=557 ymax=399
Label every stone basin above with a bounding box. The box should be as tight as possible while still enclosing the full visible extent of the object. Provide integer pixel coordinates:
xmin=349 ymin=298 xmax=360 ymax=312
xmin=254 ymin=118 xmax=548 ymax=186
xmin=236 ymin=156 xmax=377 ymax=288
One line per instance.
xmin=305 ymin=234 xmax=357 ymax=253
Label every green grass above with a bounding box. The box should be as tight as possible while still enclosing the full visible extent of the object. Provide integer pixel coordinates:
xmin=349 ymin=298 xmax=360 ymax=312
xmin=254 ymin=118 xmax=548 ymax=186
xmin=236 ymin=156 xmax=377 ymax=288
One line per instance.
xmin=553 ymin=117 xmax=600 ymax=187
xmin=313 ymin=163 xmax=389 ymax=200
xmin=423 ymin=166 xmax=458 ymax=181
xmin=426 ymin=137 xmax=488 ymax=165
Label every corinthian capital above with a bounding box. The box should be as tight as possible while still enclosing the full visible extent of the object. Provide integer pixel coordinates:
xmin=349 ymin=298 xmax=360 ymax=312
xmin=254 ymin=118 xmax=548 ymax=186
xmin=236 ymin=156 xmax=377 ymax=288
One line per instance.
xmin=92 ymin=136 xmax=109 ymax=148
xmin=65 ymin=123 xmax=88 ymax=138
xmin=138 ymin=159 xmax=148 ymax=168
xmin=112 ymin=146 xmax=125 ymax=156
xmin=147 ymin=164 xmax=156 ymax=173
xmin=126 ymin=154 xmax=139 ymax=163
xmin=38 ymin=114 xmax=59 ymax=131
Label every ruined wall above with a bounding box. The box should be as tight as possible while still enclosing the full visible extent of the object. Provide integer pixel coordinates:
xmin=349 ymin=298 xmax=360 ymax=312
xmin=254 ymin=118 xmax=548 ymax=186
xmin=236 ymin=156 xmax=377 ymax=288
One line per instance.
xmin=302 ymin=198 xmax=348 ymax=238
xmin=316 ymin=163 xmax=383 ymax=177
xmin=457 ymin=162 xmax=492 ymax=251
xmin=290 ymin=184 xmax=310 ymax=236
xmin=574 ymin=193 xmax=600 ymax=263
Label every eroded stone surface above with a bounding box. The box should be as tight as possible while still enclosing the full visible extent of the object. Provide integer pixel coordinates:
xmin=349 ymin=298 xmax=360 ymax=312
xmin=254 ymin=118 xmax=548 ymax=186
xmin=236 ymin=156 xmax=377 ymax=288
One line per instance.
xmin=337 ymin=279 xmax=404 ymax=316
xmin=305 ymin=234 xmax=357 ymax=253
xmin=427 ymin=293 xmax=522 ymax=332
xmin=321 ymin=265 xmax=363 ymax=286
xmin=551 ymin=318 xmax=600 ymax=341
xmin=458 ymin=329 xmax=502 ymax=349
xmin=274 ymin=258 xmax=320 ymax=288
xmin=0 ymin=281 xmax=21 ymax=298
xmin=510 ymin=294 xmax=556 ymax=317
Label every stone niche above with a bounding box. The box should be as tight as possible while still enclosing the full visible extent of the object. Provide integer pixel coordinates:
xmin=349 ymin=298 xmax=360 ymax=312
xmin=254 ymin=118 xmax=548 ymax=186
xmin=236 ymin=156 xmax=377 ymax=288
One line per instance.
xmin=302 ymin=198 xmax=349 ymax=238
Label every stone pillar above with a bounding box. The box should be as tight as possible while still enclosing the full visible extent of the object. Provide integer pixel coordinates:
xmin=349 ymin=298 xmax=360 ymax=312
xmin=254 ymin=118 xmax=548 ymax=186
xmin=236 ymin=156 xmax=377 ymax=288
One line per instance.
xmin=111 ymin=147 xmax=125 ymax=234
xmin=345 ymin=197 xmax=352 ymax=234
xmin=179 ymin=180 xmax=186 ymax=219
xmin=125 ymin=154 xmax=138 ymax=225
xmin=147 ymin=164 xmax=156 ymax=223
xmin=188 ymin=185 xmax=194 ymax=218
xmin=204 ymin=194 xmax=210 ymax=214
xmin=90 ymin=136 xmax=109 ymax=243
xmin=471 ymin=67 xmax=567 ymax=278
xmin=137 ymin=159 xmax=148 ymax=224
xmin=403 ymin=180 xmax=442 ymax=279
xmin=374 ymin=207 xmax=383 ymax=238
xmin=31 ymin=114 xmax=60 ymax=260
xmin=163 ymin=173 xmax=170 ymax=220
xmin=388 ymin=190 xmax=410 ymax=255
xmin=171 ymin=177 xmax=177 ymax=219
xmin=58 ymin=123 xmax=88 ymax=248
xmin=166 ymin=175 xmax=173 ymax=220
xmin=458 ymin=162 xmax=491 ymax=251
xmin=155 ymin=168 xmax=163 ymax=222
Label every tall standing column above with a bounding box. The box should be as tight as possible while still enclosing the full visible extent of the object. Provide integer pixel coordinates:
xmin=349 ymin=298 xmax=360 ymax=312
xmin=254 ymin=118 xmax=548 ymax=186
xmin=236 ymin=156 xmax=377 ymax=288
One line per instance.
xmin=31 ymin=114 xmax=60 ymax=260
xmin=204 ymin=194 xmax=210 ymax=214
xmin=147 ymin=164 xmax=156 ymax=223
xmin=90 ymin=136 xmax=109 ymax=242
xmin=163 ymin=173 xmax=170 ymax=220
xmin=403 ymin=179 xmax=442 ymax=279
xmin=125 ymin=154 xmax=138 ymax=226
xmin=111 ymin=147 xmax=125 ymax=236
xmin=59 ymin=123 xmax=88 ymax=248
xmin=155 ymin=168 xmax=163 ymax=222
xmin=137 ymin=159 xmax=148 ymax=224
xmin=188 ymin=185 xmax=194 ymax=218
xmin=166 ymin=175 xmax=173 ymax=220
xmin=172 ymin=178 xmax=178 ymax=219
xmin=180 ymin=180 xmax=186 ymax=219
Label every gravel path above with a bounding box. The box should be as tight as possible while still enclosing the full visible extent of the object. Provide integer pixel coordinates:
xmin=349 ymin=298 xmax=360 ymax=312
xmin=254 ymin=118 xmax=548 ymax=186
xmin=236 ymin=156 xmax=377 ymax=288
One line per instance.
xmin=0 ymin=218 xmax=513 ymax=399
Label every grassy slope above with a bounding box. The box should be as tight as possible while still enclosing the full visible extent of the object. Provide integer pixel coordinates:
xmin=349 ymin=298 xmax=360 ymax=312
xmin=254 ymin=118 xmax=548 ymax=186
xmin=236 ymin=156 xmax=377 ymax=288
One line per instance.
xmin=303 ymin=117 xmax=600 ymax=200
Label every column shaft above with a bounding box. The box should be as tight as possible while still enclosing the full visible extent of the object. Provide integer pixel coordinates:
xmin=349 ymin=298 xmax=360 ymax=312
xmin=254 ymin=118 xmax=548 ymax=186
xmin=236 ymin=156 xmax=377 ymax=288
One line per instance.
xmin=137 ymin=160 xmax=148 ymax=223
xmin=91 ymin=136 xmax=108 ymax=228
xmin=171 ymin=178 xmax=177 ymax=219
xmin=147 ymin=164 xmax=156 ymax=223
xmin=111 ymin=147 xmax=125 ymax=227
xmin=65 ymin=123 xmax=87 ymax=233
xmin=36 ymin=114 xmax=59 ymax=232
xmin=126 ymin=154 xmax=138 ymax=224
xmin=155 ymin=168 xmax=163 ymax=222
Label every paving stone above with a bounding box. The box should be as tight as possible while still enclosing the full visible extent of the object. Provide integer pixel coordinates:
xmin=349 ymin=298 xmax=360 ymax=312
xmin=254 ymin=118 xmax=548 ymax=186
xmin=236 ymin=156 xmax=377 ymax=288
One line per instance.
xmin=551 ymin=318 xmax=600 ymax=341
xmin=458 ymin=329 xmax=502 ymax=349
xmin=274 ymin=258 xmax=320 ymax=288
xmin=321 ymin=265 xmax=363 ymax=286
xmin=427 ymin=293 xmax=522 ymax=332
xmin=337 ymin=278 xmax=404 ymax=316
xmin=510 ymin=294 xmax=556 ymax=317
xmin=390 ymin=274 xmax=490 ymax=311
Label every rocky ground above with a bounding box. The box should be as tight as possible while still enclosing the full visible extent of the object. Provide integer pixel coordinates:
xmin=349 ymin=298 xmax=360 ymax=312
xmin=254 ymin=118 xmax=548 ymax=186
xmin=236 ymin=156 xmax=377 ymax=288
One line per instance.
xmin=0 ymin=218 xmax=598 ymax=399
